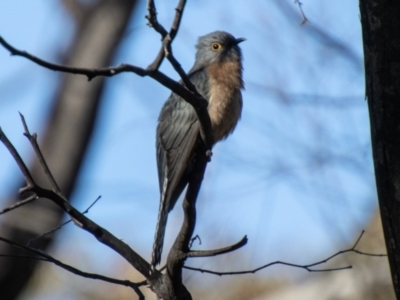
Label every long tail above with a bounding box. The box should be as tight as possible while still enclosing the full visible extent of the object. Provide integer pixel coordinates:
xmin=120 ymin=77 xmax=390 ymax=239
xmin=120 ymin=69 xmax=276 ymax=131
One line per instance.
xmin=151 ymin=198 xmax=169 ymax=268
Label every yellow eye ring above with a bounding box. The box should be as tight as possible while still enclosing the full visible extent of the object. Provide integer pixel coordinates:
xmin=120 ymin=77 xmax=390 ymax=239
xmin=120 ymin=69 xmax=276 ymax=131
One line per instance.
xmin=211 ymin=43 xmax=222 ymax=51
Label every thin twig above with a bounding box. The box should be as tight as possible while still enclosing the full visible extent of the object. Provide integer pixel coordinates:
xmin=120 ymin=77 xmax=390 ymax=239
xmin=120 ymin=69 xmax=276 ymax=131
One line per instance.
xmin=0 ymin=127 xmax=36 ymax=189
xmin=26 ymin=196 xmax=102 ymax=246
xmin=189 ymin=235 xmax=201 ymax=249
xmin=184 ymin=231 xmax=386 ymax=276
xmin=146 ymin=0 xmax=200 ymax=98
xmin=0 ymin=237 xmax=142 ymax=293
xmin=294 ymin=0 xmax=309 ymax=25
xmin=0 ymin=36 xmax=213 ymax=148
xmin=0 ymin=194 xmax=37 ymax=215
xmin=146 ymin=0 xmax=168 ymax=36
xmin=146 ymin=0 xmax=189 ymax=78
xmin=0 ymin=127 xmax=152 ymax=278
xmin=20 ymin=113 xmax=62 ymax=194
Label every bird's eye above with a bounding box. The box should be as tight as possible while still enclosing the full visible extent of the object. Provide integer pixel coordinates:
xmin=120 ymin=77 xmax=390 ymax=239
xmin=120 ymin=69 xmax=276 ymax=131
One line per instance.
xmin=211 ymin=43 xmax=222 ymax=51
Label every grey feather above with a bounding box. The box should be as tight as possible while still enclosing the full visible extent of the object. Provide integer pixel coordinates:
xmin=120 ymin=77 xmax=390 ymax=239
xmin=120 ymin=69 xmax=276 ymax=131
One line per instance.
xmin=151 ymin=31 xmax=244 ymax=267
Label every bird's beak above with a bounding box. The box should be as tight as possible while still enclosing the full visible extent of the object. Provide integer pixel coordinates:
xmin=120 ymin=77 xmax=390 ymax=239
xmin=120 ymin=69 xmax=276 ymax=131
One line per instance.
xmin=234 ymin=37 xmax=246 ymax=45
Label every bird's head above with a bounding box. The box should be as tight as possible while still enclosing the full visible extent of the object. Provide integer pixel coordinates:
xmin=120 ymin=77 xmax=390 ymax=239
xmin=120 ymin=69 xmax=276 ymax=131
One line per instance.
xmin=193 ymin=31 xmax=245 ymax=69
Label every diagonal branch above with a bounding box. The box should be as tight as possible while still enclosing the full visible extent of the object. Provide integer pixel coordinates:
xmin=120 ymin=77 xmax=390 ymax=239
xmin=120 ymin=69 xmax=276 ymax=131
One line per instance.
xmin=0 ymin=236 xmax=144 ymax=296
xmin=20 ymin=113 xmax=62 ymax=194
xmin=0 ymin=194 xmax=37 ymax=215
xmin=0 ymin=127 xmax=36 ymax=189
xmin=26 ymin=196 xmax=102 ymax=246
xmin=0 ymin=126 xmax=152 ymax=279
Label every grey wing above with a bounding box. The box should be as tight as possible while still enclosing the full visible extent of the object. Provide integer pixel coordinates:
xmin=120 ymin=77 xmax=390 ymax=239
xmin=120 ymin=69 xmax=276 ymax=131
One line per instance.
xmin=153 ymin=101 xmax=198 ymax=267
xmin=156 ymin=93 xmax=200 ymax=212
xmin=152 ymin=69 xmax=209 ymax=267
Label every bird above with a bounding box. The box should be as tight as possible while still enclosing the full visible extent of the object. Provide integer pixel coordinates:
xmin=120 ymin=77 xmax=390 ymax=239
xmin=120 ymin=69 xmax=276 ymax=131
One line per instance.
xmin=152 ymin=31 xmax=245 ymax=268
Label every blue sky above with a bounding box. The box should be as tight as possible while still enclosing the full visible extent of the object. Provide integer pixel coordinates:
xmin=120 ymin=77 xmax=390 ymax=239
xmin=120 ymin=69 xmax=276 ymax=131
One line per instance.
xmin=0 ymin=0 xmax=375 ymax=298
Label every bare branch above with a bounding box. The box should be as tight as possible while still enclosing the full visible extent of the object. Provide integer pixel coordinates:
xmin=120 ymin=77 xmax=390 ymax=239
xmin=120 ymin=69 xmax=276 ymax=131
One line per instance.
xmin=0 ymin=194 xmax=37 ymax=215
xmin=0 ymin=127 xmax=152 ymax=279
xmin=146 ymin=0 xmax=188 ymax=77
xmin=26 ymin=196 xmax=102 ymax=246
xmin=189 ymin=235 xmax=201 ymax=248
xmin=0 ymin=35 xmax=214 ymax=148
xmin=0 ymin=236 xmax=143 ymax=296
xmin=187 ymin=236 xmax=248 ymax=258
xmin=183 ymin=231 xmax=386 ymax=276
xmin=20 ymin=113 xmax=62 ymax=194
xmin=146 ymin=0 xmax=168 ymax=37
xmin=0 ymin=127 xmax=36 ymax=189
xmin=146 ymin=0 xmax=190 ymax=85
xmin=294 ymin=0 xmax=310 ymax=25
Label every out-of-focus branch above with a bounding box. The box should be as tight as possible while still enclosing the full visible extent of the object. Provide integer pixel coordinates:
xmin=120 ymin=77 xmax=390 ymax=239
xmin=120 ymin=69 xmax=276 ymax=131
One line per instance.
xmin=0 ymin=1 xmax=139 ymax=298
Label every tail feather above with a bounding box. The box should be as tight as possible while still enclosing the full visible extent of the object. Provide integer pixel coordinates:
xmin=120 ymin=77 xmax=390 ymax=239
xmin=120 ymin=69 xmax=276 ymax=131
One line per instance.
xmin=151 ymin=200 xmax=168 ymax=268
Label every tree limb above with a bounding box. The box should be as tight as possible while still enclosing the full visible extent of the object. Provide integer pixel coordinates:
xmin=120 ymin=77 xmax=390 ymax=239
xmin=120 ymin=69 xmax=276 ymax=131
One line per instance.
xmin=0 ymin=125 xmax=152 ymax=278
xmin=183 ymin=231 xmax=386 ymax=276
xmin=187 ymin=236 xmax=248 ymax=258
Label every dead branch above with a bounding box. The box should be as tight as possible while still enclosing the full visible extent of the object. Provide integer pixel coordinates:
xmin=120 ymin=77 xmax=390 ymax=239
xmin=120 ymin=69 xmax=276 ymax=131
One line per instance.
xmin=183 ymin=231 xmax=387 ymax=276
